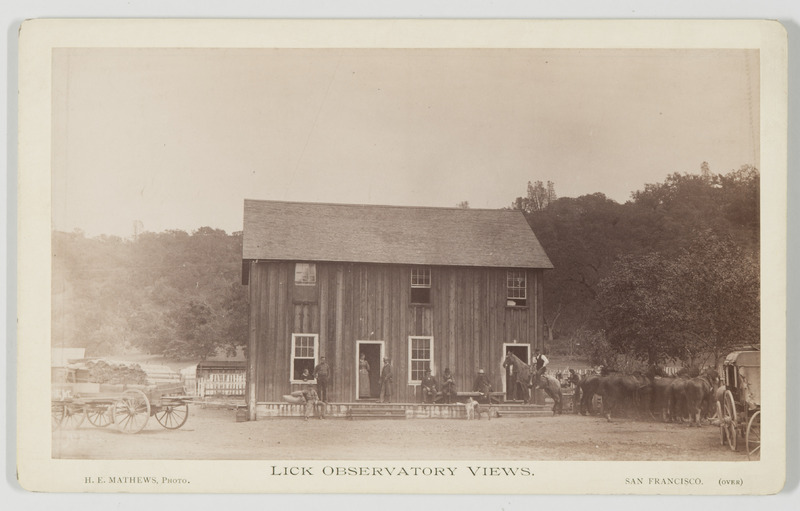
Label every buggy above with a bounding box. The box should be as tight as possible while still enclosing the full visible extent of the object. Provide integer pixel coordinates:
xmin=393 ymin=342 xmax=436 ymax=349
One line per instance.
xmin=716 ymin=350 xmax=760 ymax=459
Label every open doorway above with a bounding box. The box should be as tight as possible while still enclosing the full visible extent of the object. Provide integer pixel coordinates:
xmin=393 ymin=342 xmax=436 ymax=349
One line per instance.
xmin=356 ymin=341 xmax=384 ymax=400
xmin=503 ymin=343 xmax=530 ymax=402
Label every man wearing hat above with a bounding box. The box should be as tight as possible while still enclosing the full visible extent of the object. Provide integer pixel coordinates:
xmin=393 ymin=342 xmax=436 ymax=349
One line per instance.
xmin=421 ymin=368 xmax=438 ymax=403
xmin=379 ymin=357 xmax=393 ymax=403
xmin=314 ymin=356 xmax=331 ymax=403
xmin=473 ymin=368 xmax=493 ymax=403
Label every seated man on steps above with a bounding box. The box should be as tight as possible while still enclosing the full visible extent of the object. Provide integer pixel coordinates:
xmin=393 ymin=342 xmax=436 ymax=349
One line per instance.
xmin=421 ymin=368 xmax=438 ymax=404
xmin=472 ymin=368 xmax=493 ymax=403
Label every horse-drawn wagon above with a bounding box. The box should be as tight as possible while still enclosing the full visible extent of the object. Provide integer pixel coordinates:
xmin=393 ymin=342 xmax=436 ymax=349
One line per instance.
xmin=716 ymin=350 xmax=760 ymax=459
xmin=52 ymin=380 xmax=191 ymax=434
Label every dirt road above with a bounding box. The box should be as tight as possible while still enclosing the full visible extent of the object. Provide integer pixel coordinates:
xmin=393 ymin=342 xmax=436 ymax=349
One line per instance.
xmin=52 ymin=405 xmax=750 ymax=461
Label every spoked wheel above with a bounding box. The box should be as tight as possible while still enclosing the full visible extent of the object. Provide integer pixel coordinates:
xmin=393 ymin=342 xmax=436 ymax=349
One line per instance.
xmin=62 ymin=402 xmax=86 ymax=429
xmin=85 ymin=404 xmax=113 ymax=428
xmin=113 ymin=389 xmax=150 ymax=434
xmin=746 ymin=410 xmax=761 ymax=460
xmin=154 ymin=402 xmax=189 ymax=429
xmin=722 ymin=390 xmax=738 ymax=451
xmin=52 ymin=403 xmax=65 ymax=430
xmin=716 ymin=401 xmax=726 ymax=446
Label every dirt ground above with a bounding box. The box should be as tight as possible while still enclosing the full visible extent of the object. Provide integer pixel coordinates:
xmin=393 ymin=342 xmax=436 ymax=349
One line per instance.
xmin=51 ymin=404 xmax=753 ymax=461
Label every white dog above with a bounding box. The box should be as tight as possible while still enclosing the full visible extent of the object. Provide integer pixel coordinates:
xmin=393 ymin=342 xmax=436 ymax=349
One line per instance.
xmin=464 ymin=397 xmax=478 ymax=420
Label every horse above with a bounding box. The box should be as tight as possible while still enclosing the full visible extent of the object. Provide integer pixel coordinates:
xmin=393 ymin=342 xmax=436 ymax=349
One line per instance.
xmin=595 ymin=372 xmax=651 ymax=422
xmin=532 ymin=370 xmax=564 ymax=415
xmin=667 ymin=376 xmax=690 ymax=423
xmin=650 ymin=376 xmax=676 ymax=421
xmin=503 ymin=352 xmax=563 ymax=414
xmin=683 ymin=368 xmax=720 ymax=427
xmin=502 ymin=352 xmax=533 ymax=404
xmin=576 ymin=373 xmax=603 ymax=415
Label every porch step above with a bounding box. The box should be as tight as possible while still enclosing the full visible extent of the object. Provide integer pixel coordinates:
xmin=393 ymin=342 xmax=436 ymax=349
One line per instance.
xmin=346 ymin=407 xmax=406 ymax=420
xmin=495 ymin=409 xmax=554 ymax=418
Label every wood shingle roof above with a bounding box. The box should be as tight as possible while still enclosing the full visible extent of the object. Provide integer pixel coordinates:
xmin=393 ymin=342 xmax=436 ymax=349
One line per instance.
xmin=242 ymin=199 xmax=553 ymax=269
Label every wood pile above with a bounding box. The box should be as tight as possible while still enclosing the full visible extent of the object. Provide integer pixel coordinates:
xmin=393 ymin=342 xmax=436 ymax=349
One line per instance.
xmin=81 ymin=360 xmax=149 ymax=385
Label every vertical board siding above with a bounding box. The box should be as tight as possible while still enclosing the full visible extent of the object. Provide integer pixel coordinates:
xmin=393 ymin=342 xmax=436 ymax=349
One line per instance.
xmin=248 ymin=262 xmax=545 ymax=403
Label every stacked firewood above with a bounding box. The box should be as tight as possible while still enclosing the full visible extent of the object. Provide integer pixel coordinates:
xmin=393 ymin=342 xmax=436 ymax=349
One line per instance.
xmin=84 ymin=360 xmax=148 ymax=384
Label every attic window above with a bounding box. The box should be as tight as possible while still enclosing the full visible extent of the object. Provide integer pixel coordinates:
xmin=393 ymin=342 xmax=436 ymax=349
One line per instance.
xmin=410 ymin=267 xmax=431 ymax=304
xmin=507 ymin=271 xmax=527 ymax=307
xmin=295 ymin=263 xmax=316 ymax=286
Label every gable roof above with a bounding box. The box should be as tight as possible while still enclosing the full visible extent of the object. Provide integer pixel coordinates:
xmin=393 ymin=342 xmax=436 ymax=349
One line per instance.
xmin=242 ymin=199 xmax=553 ymax=269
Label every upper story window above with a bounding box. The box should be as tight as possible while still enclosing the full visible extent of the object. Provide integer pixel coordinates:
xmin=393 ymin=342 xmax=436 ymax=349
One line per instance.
xmin=507 ymin=270 xmax=527 ymax=307
xmin=294 ymin=263 xmax=317 ymax=286
xmin=410 ymin=267 xmax=431 ymax=304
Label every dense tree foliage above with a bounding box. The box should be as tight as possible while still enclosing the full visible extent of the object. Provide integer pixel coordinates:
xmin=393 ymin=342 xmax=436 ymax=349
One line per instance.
xmin=52 ymin=228 xmax=246 ymax=359
xmin=518 ymin=164 xmax=759 ymax=367
xmin=54 ymin=164 xmax=758 ymax=366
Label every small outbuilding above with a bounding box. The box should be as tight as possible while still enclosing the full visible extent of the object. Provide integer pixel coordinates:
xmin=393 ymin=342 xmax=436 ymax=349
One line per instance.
xmin=196 ymin=347 xmax=247 ymax=398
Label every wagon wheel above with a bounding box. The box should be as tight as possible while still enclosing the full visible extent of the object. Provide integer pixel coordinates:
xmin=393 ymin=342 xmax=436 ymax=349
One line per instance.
xmin=113 ymin=389 xmax=150 ymax=434
xmin=722 ymin=390 xmax=738 ymax=451
xmin=85 ymin=403 xmax=113 ymax=428
xmin=62 ymin=402 xmax=86 ymax=429
xmin=716 ymin=401 xmax=726 ymax=446
xmin=154 ymin=402 xmax=189 ymax=429
xmin=52 ymin=402 xmax=65 ymax=430
xmin=746 ymin=410 xmax=761 ymax=460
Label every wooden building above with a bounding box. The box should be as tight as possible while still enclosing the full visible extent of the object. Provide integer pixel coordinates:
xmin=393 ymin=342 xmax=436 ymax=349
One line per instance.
xmin=241 ymin=200 xmax=552 ymax=417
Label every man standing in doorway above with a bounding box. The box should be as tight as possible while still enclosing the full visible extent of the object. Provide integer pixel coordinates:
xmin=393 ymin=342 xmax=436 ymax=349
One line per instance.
xmin=379 ymin=358 xmax=393 ymax=403
xmin=314 ymin=356 xmax=331 ymax=403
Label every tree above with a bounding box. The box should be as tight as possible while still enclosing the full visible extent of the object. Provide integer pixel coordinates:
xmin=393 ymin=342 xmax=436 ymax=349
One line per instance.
xmin=52 ymin=227 xmax=248 ymax=359
xmin=167 ymin=301 xmax=222 ymax=360
xmin=456 ymin=201 xmax=470 ymax=209
xmin=676 ymin=233 xmax=760 ymax=362
xmin=514 ymin=164 xmax=759 ymax=358
xmin=598 ymin=233 xmax=759 ymax=365
xmin=511 ymin=180 xmax=557 ymax=213
xmin=598 ymin=253 xmax=687 ymax=364
xmin=525 ymin=193 xmax=632 ymax=341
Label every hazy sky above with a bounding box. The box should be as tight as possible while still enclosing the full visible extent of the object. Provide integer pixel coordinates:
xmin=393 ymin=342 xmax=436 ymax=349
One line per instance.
xmin=52 ymin=48 xmax=759 ymax=237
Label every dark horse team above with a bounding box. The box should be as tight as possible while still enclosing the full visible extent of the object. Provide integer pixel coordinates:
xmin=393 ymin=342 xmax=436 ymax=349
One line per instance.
xmin=567 ymin=366 xmax=720 ymax=424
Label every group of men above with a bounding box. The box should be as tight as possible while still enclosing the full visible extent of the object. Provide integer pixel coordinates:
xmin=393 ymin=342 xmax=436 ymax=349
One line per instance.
xmin=293 ymin=356 xmax=396 ymax=419
xmin=289 ymin=349 xmax=550 ymax=418
xmin=420 ymin=348 xmax=549 ymax=404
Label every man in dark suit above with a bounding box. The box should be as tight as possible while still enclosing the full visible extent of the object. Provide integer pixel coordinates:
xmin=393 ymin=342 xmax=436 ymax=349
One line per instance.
xmin=314 ymin=356 xmax=331 ymax=402
xmin=379 ymin=358 xmax=393 ymax=403
xmin=421 ymin=368 xmax=438 ymax=403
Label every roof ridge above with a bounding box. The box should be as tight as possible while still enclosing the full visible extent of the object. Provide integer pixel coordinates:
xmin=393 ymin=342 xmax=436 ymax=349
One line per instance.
xmin=243 ymin=198 xmax=521 ymax=213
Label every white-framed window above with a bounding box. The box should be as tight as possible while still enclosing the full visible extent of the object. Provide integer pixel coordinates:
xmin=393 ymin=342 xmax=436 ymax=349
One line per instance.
xmin=294 ymin=263 xmax=317 ymax=285
xmin=290 ymin=333 xmax=318 ymax=383
xmin=410 ymin=267 xmax=431 ymax=304
xmin=507 ymin=270 xmax=527 ymax=307
xmin=408 ymin=336 xmax=434 ymax=384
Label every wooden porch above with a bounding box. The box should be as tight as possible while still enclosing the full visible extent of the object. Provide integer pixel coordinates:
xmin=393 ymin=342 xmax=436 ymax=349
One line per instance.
xmin=252 ymin=400 xmax=555 ymax=420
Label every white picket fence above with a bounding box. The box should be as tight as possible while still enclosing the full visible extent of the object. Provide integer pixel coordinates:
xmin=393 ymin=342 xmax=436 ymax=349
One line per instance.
xmin=197 ymin=372 xmax=246 ymax=397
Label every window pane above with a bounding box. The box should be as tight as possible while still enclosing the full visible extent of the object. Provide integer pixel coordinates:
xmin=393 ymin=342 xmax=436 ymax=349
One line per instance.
xmin=411 ymin=268 xmax=431 ymax=287
xmin=409 ymin=337 xmax=432 ymax=381
xmin=293 ymin=336 xmax=316 ymax=359
xmin=507 ymin=271 xmax=526 ymax=299
xmin=295 ymin=263 xmax=316 ymax=285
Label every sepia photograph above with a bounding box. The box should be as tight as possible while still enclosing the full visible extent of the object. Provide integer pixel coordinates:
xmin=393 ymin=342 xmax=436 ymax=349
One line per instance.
xmin=17 ymin=19 xmax=787 ymax=495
